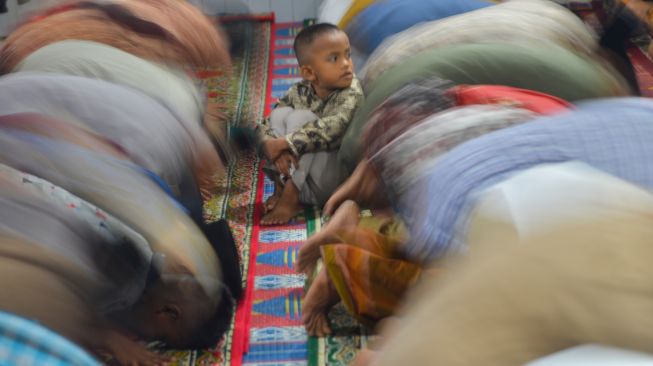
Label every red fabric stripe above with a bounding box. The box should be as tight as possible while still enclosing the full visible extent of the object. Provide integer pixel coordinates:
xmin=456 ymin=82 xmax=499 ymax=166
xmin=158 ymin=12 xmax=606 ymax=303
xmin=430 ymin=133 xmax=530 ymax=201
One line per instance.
xmin=230 ymin=12 xmax=275 ymax=365
xmin=230 ymin=163 xmax=266 ymax=366
xmin=265 ymin=17 xmax=277 ymax=118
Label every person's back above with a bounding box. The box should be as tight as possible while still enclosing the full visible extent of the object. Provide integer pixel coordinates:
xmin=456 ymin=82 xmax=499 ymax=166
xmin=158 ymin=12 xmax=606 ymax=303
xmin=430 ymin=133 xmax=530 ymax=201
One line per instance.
xmin=402 ymin=97 xmax=653 ymax=263
xmin=368 ymin=165 xmax=653 ymax=366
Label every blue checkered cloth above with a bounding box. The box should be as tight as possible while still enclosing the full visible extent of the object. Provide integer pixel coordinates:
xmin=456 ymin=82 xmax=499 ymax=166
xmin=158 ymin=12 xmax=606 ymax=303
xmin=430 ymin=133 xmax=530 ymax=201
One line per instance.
xmin=402 ymin=97 xmax=653 ymax=262
xmin=0 ymin=311 xmax=100 ymax=366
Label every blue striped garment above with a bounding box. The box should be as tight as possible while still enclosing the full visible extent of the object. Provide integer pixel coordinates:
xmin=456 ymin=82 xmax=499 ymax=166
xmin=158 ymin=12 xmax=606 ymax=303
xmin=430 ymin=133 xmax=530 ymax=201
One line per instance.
xmin=0 ymin=311 xmax=100 ymax=366
xmin=402 ymin=98 xmax=653 ymax=262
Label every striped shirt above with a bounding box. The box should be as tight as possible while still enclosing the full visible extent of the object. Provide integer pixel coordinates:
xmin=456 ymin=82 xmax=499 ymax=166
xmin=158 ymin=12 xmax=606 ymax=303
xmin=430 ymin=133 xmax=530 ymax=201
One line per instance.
xmin=403 ymin=98 xmax=653 ymax=262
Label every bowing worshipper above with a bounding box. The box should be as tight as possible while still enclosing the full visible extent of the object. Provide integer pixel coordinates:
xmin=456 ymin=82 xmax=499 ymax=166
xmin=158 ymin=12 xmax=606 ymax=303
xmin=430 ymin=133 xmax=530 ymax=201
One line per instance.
xmin=356 ymin=162 xmax=653 ymax=366
xmin=337 ymin=41 xmax=630 ymax=172
xmin=344 ymin=0 xmax=491 ymax=56
xmin=14 ymin=39 xmax=234 ymax=171
xmin=298 ymin=81 xmax=572 ymax=335
xmin=324 ymin=81 xmax=572 ymax=216
xmin=359 ymin=0 xmax=602 ymax=89
xmin=0 ymin=121 xmax=240 ymax=356
xmin=298 ymin=104 xmax=542 ymax=334
xmin=15 ymin=40 xmax=205 ymax=132
xmin=0 ymin=73 xmax=219 ymax=224
xmin=401 ymin=97 xmax=653 ymax=264
xmin=0 ymin=166 xmax=163 ymax=365
xmin=0 ymin=110 xmax=242 ymax=308
xmin=321 ymin=77 xmax=458 ymax=214
xmin=0 ymin=0 xmax=232 ymax=156
xmin=0 ymin=0 xmax=231 ymax=72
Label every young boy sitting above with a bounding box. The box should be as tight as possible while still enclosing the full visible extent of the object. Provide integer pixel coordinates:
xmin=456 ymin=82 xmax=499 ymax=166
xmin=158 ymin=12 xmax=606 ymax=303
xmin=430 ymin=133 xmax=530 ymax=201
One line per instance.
xmin=258 ymin=23 xmax=364 ymax=225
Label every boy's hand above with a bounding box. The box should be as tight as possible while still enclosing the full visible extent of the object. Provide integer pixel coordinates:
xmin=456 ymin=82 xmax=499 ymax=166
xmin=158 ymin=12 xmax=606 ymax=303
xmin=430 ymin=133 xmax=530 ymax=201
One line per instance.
xmin=263 ymin=137 xmax=291 ymax=162
xmin=275 ymin=152 xmax=298 ymax=176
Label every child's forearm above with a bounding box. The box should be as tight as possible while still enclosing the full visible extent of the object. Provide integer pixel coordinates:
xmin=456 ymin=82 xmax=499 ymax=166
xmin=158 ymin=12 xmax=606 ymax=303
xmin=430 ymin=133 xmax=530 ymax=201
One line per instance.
xmin=263 ymin=137 xmax=292 ymax=162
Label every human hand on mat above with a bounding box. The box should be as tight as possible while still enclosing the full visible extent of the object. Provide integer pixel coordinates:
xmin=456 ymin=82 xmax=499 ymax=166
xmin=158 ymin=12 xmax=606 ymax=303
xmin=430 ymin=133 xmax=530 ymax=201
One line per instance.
xmin=275 ymin=151 xmax=298 ymax=176
xmin=103 ymin=330 xmax=172 ymax=366
xmin=263 ymin=137 xmax=291 ymax=162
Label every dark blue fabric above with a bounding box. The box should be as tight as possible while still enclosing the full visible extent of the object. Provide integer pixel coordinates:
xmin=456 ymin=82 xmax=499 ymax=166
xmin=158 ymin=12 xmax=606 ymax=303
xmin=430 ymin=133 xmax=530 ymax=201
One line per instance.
xmin=138 ymin=167 xmax=192 ymax=216
xmin=346 ymin=0 xmax=491 ymax=55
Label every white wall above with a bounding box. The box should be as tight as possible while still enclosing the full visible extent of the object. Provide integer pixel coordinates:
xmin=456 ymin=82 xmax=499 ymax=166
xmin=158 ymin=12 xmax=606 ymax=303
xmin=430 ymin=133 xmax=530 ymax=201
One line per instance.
xmin=1 ymin=0 xmax=66 ymax=37
xmin=198 ymin=0 xmax=322 ymax=22
xmin=0 ymin=0 xmax=19 ymax=37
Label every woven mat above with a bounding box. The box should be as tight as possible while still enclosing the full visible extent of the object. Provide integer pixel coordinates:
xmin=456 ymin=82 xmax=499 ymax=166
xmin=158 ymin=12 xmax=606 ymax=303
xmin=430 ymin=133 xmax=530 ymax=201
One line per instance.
xmin=236 ymin=21 xmax=314 ymax=366
xmin=255 ymin=21 xmax=371 ymax=366
xmin=162 ymin=14 xmax=274 ymax=366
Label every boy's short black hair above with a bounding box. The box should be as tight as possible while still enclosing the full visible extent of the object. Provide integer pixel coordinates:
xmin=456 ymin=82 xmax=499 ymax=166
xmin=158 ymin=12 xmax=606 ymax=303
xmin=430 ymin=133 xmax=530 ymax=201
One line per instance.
xmin=293 ymin=23 xmax=342 ymax=65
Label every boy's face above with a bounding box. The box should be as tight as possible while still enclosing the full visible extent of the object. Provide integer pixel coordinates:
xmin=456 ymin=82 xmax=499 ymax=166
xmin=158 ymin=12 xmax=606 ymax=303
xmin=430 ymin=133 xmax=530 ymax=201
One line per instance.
xmin=301 ymin=31 xmax=354 ymax=95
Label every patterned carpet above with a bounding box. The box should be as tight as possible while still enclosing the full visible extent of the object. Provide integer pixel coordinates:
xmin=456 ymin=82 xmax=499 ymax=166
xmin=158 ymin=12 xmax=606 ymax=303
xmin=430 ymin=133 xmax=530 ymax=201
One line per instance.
xmin=267 ymin=22 xmax=371 ymax=366
xmin=237 ymin=21 xmax=314 ymax=366
xmin=162 ymin=15 xmax=273 ymax=366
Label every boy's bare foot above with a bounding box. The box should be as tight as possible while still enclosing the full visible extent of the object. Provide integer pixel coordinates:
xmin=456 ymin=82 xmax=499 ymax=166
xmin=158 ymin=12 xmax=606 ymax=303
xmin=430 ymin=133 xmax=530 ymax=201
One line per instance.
xmin=302 ymin=267 xmax=340 ymax=337
xmin=296 ymin=200 xmax=360 ymax=275
xmin=261 ymin=179 xmax=303 ymax=225
xmin=323 ymin=159 xmax=384 ymax=217
xmin=264 ymin=194 xmax=280 ymax=213
xmin=264 ymin=176 xmax=284 ymax=213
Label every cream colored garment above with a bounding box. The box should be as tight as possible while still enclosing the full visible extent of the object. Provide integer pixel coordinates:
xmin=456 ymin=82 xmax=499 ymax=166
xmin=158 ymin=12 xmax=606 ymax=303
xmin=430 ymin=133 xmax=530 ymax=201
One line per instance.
xmin=360 ymin=0 xmax=600 ymax=88
xmin=16 ymin=40 xmax=205 ymax=131
xmin=0 ymin=130 xmax=222 ymax=304
xmin=375 ymin=162 xmax=653 ymax=366
xmin=466 ymin=161 xmax=653 ymax=248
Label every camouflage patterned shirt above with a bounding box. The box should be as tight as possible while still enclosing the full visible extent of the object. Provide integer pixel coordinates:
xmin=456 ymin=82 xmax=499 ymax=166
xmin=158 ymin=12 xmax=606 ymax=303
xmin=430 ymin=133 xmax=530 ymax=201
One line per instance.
xmin=258 ymin=77 xmax=364 ymax=156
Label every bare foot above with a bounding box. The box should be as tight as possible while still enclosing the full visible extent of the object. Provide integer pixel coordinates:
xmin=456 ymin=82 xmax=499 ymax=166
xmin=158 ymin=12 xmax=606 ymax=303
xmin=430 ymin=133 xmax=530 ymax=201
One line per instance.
xmin=264 ymin=194 xmax=280 ymax=213
xmin=296 ymin=200 xmax=360 ymax=275
xmin=261 ymin=180 xmax=303 ymax=225
xmin=264 ymin=176 xmax=284 ymax=213
xmin=302 ymin=268 xmax=340 ymax=337
xmin=323 ymin=159 xmax=384 ymax=217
